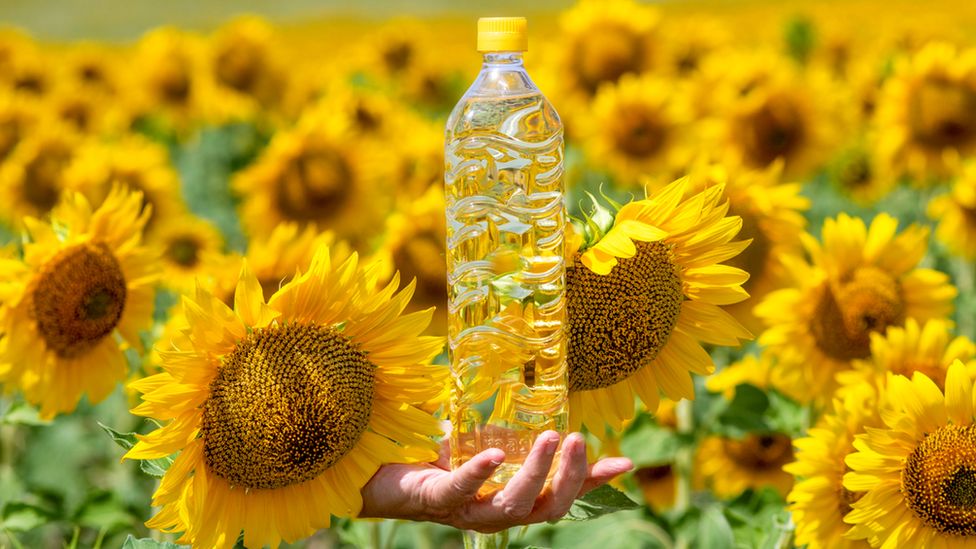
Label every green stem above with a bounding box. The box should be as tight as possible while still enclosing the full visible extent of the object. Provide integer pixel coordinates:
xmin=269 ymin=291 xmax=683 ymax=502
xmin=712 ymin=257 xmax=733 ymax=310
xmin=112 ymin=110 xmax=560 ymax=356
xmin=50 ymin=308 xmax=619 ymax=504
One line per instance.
xmin=65 ymin=526 xmax=80 ymax=549
xmin=3 ymin=529 xmax=25 ymax=549
xmin=773 ymin=515 xmax=796 ymax=549
xmin=382 ymin=520 xmax=401 ymax=549
xmin=93 ymin=527 xmax=107 ymax=549
xmin=370 ymin=521 xmax=383 ymax=549
xmin=951 ymin=257 xmax=975 ymax=341
xmin=673 ymin=399 xmax=695 ymax=514
xmin=462 ymin=529 xmax=509 ymax=549
xmin=416 ymin=523 xmax=435 ymax=549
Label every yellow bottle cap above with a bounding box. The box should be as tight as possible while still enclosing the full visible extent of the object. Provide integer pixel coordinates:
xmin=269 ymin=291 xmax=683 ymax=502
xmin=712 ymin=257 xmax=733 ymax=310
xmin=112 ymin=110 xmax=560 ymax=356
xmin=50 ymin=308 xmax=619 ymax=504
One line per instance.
xmin=477 ymin=17 xmax=528 ymax=53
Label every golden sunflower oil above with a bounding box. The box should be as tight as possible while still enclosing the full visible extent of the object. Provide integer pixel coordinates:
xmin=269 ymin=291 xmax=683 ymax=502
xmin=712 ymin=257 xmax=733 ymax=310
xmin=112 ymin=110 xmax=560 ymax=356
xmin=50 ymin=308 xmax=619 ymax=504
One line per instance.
xmin=444 ymin=17 xmax=568 ymax=495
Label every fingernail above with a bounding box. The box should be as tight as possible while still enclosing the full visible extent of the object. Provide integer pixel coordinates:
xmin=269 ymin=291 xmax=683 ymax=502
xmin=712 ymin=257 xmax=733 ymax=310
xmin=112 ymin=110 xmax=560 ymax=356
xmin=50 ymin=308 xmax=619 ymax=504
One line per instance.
xmin=546 ymin=436 xmax=559 ymax=455
xmin=489 ymin=459 xmax=503 ymax=467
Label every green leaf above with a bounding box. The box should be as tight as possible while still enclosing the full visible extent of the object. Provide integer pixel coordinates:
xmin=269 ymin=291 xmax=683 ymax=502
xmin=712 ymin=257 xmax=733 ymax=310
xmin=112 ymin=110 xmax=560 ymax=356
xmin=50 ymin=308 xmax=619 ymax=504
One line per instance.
xmin=551 ymin=510 xmax=668 ymax=549
xmin=74 ymin=491 xmax=133 ymax=531
xmin=0 ymin=401 xmax=49 ymax=426
xmin=558 ymin=485 xmax=640 ymax=522
xmin=98 ymin=422 xmax=174 ymax=477
xmin=121 ymin=535 xmax=187 ymax=549
xmin=1 ymin=502 xmax=55 ymax=532
xmin=697 ymin=506 xmax=735 ymax=549
xmin=716 ymin=384 xmax=770 ymax=436
xmin=619 ymin=420 xmax=682 ymax=466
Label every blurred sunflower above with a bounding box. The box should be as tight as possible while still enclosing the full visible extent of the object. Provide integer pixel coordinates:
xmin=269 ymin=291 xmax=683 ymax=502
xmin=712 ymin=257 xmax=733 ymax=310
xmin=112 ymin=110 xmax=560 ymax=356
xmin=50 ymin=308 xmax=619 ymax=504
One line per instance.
xmin=359 ymin=20 xmax=431 ymax=80
xmin=786 ymin=381 xmax=882 ymax=549
xmin=44 ymin=83 xmax=125 ymax=136
xmin=3 ymin=44 xmax=50 ymax=98
xmin=0 ymin=92 xmax=39 ymax=161
xmin=722 ymin=73 xmax=833 ymax=176
xmin=234 ymin=110 xmax=389 ymax=246
xmin=132 ymin=27 xmax=247 ymax=132
xmin=837 ymin=318 xmax=976 ymax=396
xmin=706 ymin=351 xmax=804 ymax=403
xmin=553 ymin=0 xmax=659 ymax=102
xmin=63 ymin=134 xmax=186 ymax=236
xmin=211 ymin=223 xmax=354 ymax=306
xmin=687 ymin=162 xmax=809 ymax=333
xmin=209 ymin=16 xmax=287 ymax=112
xmin=635 ymin=464 xmax=676 ymax=511
xmin=125 ymin=248 xmax=445 ymax=548
xmin=566 ymin=178 xmax=752 ymax=433
xmin=0 ymin=188 xmax=155 ymax=418
xmin=756 ymin=213 xmax=957 ymax=401
xmin=876 ymin=42 xmax=976 ymax=181
xmin=929 ymin=163 xmax=976 ymax=260
xmin=311 ymin=82 xmax=404 ymax=142
xmin=826 ymin=142 xmax=895 ymax=205
xmin=0 ymin=123 xmax=78 ymax=227
xmin=390 ymin=115 xmax=443 ymax=200
xmin=697 ymin=432 xmax=795 ymax=498
xmin=377 ymin=185 xmax=447 ymax=334
xmin=59 ymin=44 xmax=123 ymax=96
xmin=582 ymin=74 xmax=691 ymax=185
xmin=844 ymin=361 xmax=976 ymax=547
xmin=155 ymin=214 xmax=228 ymax=296
xmin=658 ymin=16 xmax=729 ymax=79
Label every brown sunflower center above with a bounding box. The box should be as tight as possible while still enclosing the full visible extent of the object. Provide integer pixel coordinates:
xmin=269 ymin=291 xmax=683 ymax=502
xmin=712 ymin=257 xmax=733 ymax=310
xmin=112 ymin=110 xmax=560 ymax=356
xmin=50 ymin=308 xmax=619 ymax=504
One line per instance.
xmin=635 ymin=464 xmax=673 ymax=483
xmin=215 ymin=41 xmax=263 ymax=94
xmin=276 ymin=146 xmax=353 ymax=222
xmin=810 ymin=266 xmax=904 ymax=361
xmin=201 ymin=323 xmax=375 ymax=490
xmin=165 ymin=236 xmax=201 ymax=268
xmin=155 ymin=60 xmax=192 ymax=105
xmin=392 ymin=229 xmax=447 ymax=301
xmin=22 ymin=141 xmax=72 ymax=214
xmin=740 ymin=95 xmax=806 ymax=167
xmin=574 ymin=23 xmax=645 ymax=94
xmin=903 ymin=424 xmax=976 ymax=535
xmin=611 ymin=104 xmax=668 ymax=158
xmin=567 ymin=241 xmax=683 ymax=392
xmin=722 ymin=433 xmax=794 ymax=471
xmin=837 ymin=152 xmax=873 ymax=189
xmin=911 ymin=77 xmax=976 ymax=150
xmin=30 ymin=242 xmax=127 ymax=359
xmin=382 ymin=41 xmax=413 ymax=73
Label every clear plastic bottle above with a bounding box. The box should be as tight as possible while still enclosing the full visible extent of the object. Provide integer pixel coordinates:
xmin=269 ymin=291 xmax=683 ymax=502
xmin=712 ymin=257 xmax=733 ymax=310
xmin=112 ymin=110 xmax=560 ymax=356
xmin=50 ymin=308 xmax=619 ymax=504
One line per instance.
xmin=444 ymin=17 xmax=567 ymax=495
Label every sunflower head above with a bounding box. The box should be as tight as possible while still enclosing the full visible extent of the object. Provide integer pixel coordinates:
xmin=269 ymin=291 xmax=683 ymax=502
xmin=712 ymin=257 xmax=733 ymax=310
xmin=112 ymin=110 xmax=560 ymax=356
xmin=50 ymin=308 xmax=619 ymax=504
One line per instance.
xmin=210 ymin=16 xmax=286 ymax=108
xmin=234 ymin=110 xmax=389 ymax=246
xmin=844 ymin=360 xmax=976 ymax=546
xmin=126 ymin=247 xmax=446 ymax=548
xmin=876 ymin=42 xmax=976 ymax=180
xmin=566 ymin=178 xmax=751 ymax=432
xmin=0 ymin=124 xmax=78 ymax=227
xmin=558 ymin=0 xmax=659 ymax=98
xmin=698 ymin=432 xmax=795 ymax=498
xmin=0 ymin=93 xmax=39 ymax=161
xmin=155 ymin=214 xmax=228 ymax=295
xmin=0 ymin=186 xmax=156 ymax=418
xmin=929 ymin=162 xmax=976 ymax=260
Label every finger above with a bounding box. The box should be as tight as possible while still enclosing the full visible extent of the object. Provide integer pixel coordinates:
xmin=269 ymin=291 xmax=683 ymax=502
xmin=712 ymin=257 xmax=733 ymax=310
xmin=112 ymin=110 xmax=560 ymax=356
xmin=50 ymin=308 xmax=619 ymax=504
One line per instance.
xmin=577 ymin=457 xmax=634 ymax=497
xmin=431 ymin=448 xmax=506 ymax=508
xmin=539 ymin=432 xmax=589 ymax=520
xmin=490 ymin=430 xmax=560 ymax=520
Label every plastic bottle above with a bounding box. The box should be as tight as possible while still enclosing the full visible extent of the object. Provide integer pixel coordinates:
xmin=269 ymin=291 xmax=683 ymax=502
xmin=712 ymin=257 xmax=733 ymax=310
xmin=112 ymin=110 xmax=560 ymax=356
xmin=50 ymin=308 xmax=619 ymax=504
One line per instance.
xmin=444 ymin=17 xmax=568 ymax=495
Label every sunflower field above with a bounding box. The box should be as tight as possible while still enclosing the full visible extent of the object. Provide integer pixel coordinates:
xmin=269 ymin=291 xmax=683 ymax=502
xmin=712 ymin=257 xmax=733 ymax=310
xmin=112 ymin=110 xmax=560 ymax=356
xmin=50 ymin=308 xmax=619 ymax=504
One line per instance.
xmin=2 ymin=0 xmax=976 ymax=547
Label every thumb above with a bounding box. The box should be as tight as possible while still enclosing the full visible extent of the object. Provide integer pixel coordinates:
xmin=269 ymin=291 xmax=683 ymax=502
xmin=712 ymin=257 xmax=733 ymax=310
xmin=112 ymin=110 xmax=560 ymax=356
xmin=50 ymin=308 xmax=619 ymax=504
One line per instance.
xmin=431 ymin=449 xmax=506 ymax=507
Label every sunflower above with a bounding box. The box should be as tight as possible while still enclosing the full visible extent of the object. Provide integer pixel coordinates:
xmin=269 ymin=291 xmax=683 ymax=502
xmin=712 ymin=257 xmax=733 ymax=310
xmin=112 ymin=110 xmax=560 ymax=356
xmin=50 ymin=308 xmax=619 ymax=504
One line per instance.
xmin=785 ymin=381 xmax=883 ymax=549
xmin=706 ymin=351 xmax=805 ymax=404
xmin=581 ymin=73 xmax=691 ymax=185
xmin=566 ymin=177 xmax=752 ymax=433
xmin=155 ymin=214 xmax=228 ymax=296
xmin=211 ymin=223 xmax=354 ymax=307
xmin=755 ymin=213 xmax=957 ymax=402
xmin=658 ymin=16 xmax=729 ymax=79
xmin=62 ymin=134 xmax=186 ymax=237
xmin=59 ymin=44 xmax=123 ymax=97
xmin=838 ymin=318 xmax=976 ymax=399
xmin=826 ymin=142 xmax=895 ymax=206
xmin=843 ymin=360 xmax=976 ymax=547
xmin=3 ymin=42 xmax=50 ymax=98
xmin=875 ymin=42 xmax=976 ymax=182
xmin=209 ymin=16 xmax=287 ymax=112
xmin=686 ymin=162 xmax=809 ymax=334
xmin=551 ymin=0 xmax=659 ymax=103
xmin=0 ymin=123 xmax=79 ymax=228
xmin=0 ymin=91 xmax=39 ymax=161
xmin=233 ymin=109 xmax=389 ymax=247
xmin=697 ymin=432 xmax=795 ymax=498
xmin=389 ymin=114 xmax=443 ymax=201
xmin=377 ymin=185 xmax=447 ymax=335
xmin=125 ymin=247 xmax=446 ymax=548
xmin=0 ymin=188 xmax=156 ymax=419
xmin=929 ymin=163 xmax=976 ymax=260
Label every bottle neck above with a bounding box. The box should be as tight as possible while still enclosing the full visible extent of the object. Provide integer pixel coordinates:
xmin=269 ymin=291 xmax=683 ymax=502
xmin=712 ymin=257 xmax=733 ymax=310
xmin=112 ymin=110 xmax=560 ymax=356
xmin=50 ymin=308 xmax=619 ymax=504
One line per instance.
xmin=482 ymin=52 xmax=524 ymax=66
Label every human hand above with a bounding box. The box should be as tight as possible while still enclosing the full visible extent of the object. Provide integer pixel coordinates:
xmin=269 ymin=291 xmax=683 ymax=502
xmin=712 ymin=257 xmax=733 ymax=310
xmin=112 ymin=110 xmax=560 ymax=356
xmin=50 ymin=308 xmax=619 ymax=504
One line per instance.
xmin=359 ymin=430 xmax=634 ymax=533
